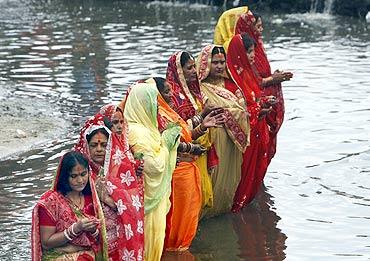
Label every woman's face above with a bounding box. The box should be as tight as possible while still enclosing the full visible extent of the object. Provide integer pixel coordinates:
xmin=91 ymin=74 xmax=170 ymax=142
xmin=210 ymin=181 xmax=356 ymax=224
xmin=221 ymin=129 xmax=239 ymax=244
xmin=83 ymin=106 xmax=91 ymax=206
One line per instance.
xmin=111 ymin=110 xmax=124 ymax=135
xmin=88 ymin=132 xmax=108 ymax=166
xmin=254 ymin=17 xmax=263 ymax=35
xmin=246 ymin=45 xmax=255 ymax=64
xmin=68 ymin=163 xmax=89 ymax=193
xmin=182 ymin=58 xmax=197 ymax=83
xmin=209 ymin=52 xmax=226 ymax=79
xmin=161 ymin=81 xmax=173 ymax=106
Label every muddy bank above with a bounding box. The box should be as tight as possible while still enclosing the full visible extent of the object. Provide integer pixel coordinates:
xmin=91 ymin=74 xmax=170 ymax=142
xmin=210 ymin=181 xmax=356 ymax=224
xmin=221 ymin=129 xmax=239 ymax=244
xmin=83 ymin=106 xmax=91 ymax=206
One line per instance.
xmin=0 ymin=82 xmax=69 ymax=159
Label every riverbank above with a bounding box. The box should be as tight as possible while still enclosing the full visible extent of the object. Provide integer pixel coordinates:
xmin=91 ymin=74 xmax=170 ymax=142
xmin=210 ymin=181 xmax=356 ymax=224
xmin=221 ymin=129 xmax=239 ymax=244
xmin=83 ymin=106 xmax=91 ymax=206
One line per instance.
xmin=0 ymin=82 xmax=68 ymax=159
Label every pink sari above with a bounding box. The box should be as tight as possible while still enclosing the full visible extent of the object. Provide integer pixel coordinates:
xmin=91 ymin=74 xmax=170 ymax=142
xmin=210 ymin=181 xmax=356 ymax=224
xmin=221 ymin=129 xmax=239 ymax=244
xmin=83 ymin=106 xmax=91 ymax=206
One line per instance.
xmin=31 ymin=153 xmax=106 ymax=261
xmin=75 ymin=114 xmax=144 ymax=260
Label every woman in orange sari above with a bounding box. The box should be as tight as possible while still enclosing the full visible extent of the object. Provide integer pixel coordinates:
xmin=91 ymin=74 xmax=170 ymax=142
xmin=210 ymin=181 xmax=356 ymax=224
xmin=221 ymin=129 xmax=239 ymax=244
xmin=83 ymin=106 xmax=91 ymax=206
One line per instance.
xmin=31 ymin=151 xmax=106 ymax=260
xmin=152 ymin=77 xmax=224 ymax=252
xmin=197 ymin=44 xmax=250 ymax=218
xmin=75 ymin=114 xmax=144 ymax=260
xmin=227 ymin=34 xmax=276 ymax=212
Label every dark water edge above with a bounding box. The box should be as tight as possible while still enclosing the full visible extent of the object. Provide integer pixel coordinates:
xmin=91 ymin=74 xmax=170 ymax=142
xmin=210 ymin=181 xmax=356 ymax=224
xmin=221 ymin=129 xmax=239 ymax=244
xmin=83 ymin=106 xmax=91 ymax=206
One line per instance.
xmin=141 ymin=0 xmax=370 ymax=18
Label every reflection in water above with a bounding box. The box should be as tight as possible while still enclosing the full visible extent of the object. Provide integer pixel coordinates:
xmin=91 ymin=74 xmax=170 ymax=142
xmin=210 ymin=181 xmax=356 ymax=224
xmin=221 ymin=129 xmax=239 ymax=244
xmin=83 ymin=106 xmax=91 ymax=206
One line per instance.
xmin=232 ymin=187 xmax=286 ymax=260
xmin=190 ymin=187 xmax=286 ymax=260
xmin=0 ymin=0 xmax=370 ymax=260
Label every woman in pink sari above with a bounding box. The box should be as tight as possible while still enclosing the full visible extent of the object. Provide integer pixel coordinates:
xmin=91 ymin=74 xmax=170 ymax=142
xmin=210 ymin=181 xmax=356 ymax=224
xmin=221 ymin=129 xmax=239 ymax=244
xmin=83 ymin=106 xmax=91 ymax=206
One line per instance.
xmin=234 ymin=10 xmax=293 ymax=162
xmin=31 ymin=151 xmax=106 ymax=260
xmin=227 ymin=34 xmax=276 ymax=212
xmin=75 ymin=114 xmax=144 ymax=260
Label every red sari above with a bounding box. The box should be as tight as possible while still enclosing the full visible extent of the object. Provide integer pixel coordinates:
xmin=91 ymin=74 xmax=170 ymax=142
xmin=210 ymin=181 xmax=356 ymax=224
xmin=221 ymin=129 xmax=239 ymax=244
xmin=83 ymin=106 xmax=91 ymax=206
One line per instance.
xmin=75 ymin=114 xmax=144 ymax=260
xmin=226 ymin=35 xmax=270 ymax=212
xmin=31 ymin=153 xmax=106 ymax=261
xmin=235 ymin=10 xmax=285 ymax=162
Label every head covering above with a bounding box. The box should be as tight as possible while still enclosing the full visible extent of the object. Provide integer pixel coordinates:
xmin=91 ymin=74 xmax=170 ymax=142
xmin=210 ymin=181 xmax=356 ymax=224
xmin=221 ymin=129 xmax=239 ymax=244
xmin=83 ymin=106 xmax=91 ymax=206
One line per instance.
xmin=214 ymin=6 xmax=249 ymax=51
xmin=166 ymin=51 xmax=203 ymax=120
xmin=235 ymin=10 xmax=271 ymax=77
xmin=74 ymin=114 xmax=111 ymax=176
xmin=124 ymin=82 xmax=181 ymax=214
xmin=99 ymin=104 xmax=134 ymax=162
xmin=227 ymin=34 xmax=261 ymax=126
xmin=31 ymin=152 xmax=107 ymax=261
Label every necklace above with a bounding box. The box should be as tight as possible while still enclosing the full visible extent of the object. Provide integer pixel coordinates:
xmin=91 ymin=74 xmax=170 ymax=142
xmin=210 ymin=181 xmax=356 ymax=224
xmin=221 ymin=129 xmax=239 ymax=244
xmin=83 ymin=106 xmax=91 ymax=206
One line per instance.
xmin=66 ymin=193 xmax=84 ymax=211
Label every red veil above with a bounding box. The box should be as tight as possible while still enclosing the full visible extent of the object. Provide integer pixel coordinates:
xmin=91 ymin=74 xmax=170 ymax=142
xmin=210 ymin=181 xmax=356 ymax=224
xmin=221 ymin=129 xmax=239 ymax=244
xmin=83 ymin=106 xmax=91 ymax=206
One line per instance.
xmin=226 ymin=35 xmax=270 ymax=212
xmin=235 ymin=10 xmax=285 ymax=161
xmin=166 ymin=51 xmax=203 ymax=121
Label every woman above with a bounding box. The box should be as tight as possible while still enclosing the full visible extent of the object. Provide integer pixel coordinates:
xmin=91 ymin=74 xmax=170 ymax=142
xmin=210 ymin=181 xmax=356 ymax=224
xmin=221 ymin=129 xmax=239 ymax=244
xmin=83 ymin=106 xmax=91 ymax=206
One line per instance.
xmin=234 ymin=10 xmax=292 ymax=162
xmin=75 ymin=114 xmax=144 ymax=260
xmin=197 ymin=44 xmax=250 ymax=218
xmin=214 ymin=7 xmax=293 ymax=163
xmin=31 ymin=151 xmax=106 ymax=260
xmin=152 ymin=77 xmax=224 ymax=251
xmin=166 ymin=51 xmax=217 ymax=210
xmin=227 ymin=34 xmax=276 ymax=212
xmin=124 ymin=82 xmax=181 ymax=261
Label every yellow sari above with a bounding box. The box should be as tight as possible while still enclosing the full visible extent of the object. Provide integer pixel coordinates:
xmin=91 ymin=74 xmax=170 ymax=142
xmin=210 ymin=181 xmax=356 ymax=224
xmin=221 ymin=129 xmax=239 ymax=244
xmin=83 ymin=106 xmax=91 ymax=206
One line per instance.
xmin=214 ymin=6 xmax=248 ymax=51
xmin=197 ymin=44 xmax=250 ymax=218
xmin=124 ymin=83 xmax=181 ymax=261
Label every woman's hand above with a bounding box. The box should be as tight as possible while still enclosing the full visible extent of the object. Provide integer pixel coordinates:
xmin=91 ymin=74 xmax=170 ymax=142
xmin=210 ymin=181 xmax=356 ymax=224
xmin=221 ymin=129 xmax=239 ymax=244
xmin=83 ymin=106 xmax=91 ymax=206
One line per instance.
xmin=261 ymin=95 xmax=277 ymax=108
xmin=202 ymin=108 xmax=225 ymax=128
xmin=135 ymin=160 xmax=144 ymax=177
xmin=259 ymin=107 xmax=272 ymax=118
xmin=189 ymin=144 xmax=207 ymax=155
xmin=75 ymin=218 xmax=98 ymax=233
xmin=96 ymin=177 xmax=117 ymax=209
xmin=272 ymin=70 xmax=293 ymax=83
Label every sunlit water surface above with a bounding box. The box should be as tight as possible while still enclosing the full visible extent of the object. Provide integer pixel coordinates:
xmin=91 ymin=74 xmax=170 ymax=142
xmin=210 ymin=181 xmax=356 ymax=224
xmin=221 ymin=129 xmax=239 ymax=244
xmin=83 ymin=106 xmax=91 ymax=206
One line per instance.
xmin=0 ymin=0 xmax=369 ymax=260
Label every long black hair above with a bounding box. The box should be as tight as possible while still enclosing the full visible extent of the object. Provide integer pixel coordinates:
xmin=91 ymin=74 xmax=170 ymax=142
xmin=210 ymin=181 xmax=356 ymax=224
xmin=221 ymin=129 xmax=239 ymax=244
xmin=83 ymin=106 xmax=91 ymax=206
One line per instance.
xmin=56 ymin=151 xmax=91 ymax=195
xmin=180 ymin=51 xmax=194 ymax=67
xmin=241 ymin=33 xmax=256 ymax=51
xmin=211 ymin=46 xmax=226 ymax=57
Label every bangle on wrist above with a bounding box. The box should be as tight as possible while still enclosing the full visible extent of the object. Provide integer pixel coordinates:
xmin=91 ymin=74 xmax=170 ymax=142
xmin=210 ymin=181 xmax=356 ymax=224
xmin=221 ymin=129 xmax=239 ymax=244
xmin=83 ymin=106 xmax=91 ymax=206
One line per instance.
xmin=70 ymin=223 xmax=78 ymax=237
xmin=64 ymin=229 xmax=73 ymax=241
xmin=92 ymin=229 xmax=99 ymax=238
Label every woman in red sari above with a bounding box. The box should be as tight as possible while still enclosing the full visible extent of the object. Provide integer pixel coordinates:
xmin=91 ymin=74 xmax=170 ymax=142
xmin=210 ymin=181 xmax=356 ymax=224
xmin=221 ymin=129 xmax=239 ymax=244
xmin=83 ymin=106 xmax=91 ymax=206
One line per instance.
xmin=234 ymin=10 xmax=293 ymax=162
xmin=227 ymin=34 xmax=276 ymax=212
xmin=166 ymin=51 xmax=221 ymax=210
xmin=75 ymin=114 xmax=144 ymax=260
xmin=31 ymin=151 xmax=106 ymax=260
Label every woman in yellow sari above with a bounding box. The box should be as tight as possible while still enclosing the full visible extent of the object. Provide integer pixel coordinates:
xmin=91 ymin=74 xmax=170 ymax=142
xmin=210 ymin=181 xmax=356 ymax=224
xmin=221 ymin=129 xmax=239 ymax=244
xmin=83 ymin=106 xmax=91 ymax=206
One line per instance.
xmin=197 ymin=44 xmax=250 ymax=218
xmin=124 ymin=82 xmax=181 ymax=261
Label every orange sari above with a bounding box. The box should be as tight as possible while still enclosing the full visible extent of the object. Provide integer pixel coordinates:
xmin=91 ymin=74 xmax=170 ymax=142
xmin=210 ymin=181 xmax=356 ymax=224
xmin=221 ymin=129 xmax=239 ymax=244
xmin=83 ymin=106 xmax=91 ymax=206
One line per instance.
xmin=157 ymin=95 xmax=202 ymax=251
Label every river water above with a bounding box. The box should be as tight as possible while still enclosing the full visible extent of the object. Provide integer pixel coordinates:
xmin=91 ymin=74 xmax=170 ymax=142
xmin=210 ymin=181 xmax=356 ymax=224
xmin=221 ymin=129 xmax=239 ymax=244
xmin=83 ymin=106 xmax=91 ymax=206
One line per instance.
xmin=0 ymin=0 xmax=369 ymax=260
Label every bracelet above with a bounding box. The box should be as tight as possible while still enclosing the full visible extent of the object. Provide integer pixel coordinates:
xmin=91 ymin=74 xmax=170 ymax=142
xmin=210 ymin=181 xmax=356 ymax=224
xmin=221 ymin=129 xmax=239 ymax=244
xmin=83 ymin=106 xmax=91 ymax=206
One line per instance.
xmin=192 ymin=114 xmax=203 ymax=127
xmin=70 ymin=222 xmax=78 ymax=237
xmin=194 ymin=125 xmax=206 ymax=137
xmin=64 ymin=229 xmax=73 ymax=241
xmin=92 ymin=229 xmax=99 ymax=238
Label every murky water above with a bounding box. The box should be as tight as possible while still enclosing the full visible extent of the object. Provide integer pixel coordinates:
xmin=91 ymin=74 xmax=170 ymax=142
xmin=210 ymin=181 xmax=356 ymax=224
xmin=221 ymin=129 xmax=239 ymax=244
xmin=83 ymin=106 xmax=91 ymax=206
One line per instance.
xmin=0 ymin=0 xmax=369 ymax=260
